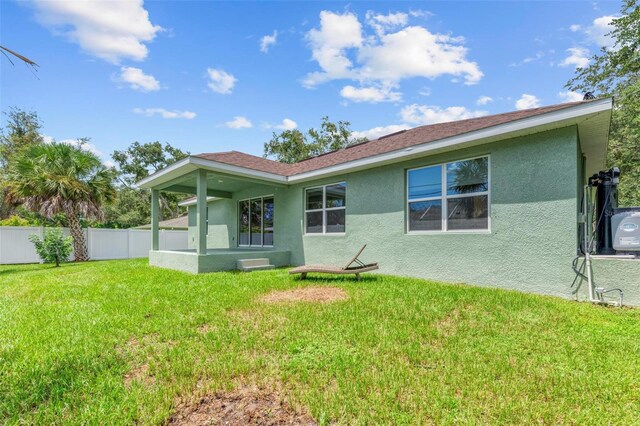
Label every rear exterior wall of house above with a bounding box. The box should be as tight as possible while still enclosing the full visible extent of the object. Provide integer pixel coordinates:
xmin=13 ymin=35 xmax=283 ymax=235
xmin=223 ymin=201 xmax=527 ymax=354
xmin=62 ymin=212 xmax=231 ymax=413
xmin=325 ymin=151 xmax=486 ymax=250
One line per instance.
xmin=189 ymin=126 xmax=584 ymax=299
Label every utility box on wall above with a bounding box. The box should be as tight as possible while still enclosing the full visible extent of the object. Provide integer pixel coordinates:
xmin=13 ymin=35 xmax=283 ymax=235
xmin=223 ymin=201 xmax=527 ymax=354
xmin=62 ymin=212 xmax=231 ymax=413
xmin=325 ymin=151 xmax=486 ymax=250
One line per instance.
xmin=612 ymin=208 xmax=640 ymax=252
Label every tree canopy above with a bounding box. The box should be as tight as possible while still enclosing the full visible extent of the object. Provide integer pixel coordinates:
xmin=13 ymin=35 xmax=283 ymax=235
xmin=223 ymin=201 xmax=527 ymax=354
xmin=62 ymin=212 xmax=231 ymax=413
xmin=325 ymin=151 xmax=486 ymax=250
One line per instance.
xmin=7 ymin=142 xmax=116 ymax=260
xmin=0 ymin=108 xmax=45 ymax=218
xmin=264 ymin=117 xmax=367 ymax=164
xmin=112 ymin=141 xmax=188 ymax=187
xmin=566 ymin=0 xmax=640 ymax=206
xmin=109 ymin=141 xmax=189 ymax=225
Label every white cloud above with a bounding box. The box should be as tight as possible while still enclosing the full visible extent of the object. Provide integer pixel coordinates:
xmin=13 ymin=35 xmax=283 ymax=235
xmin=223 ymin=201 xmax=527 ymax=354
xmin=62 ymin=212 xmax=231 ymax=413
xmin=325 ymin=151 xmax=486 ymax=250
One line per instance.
xmin=225 ymin=116 xmax=252 ymax=129
xmin=303 ymin=10 xmax=483 ymax=92
xmin=260 ymin=31 xmax=277 ymax=53
xmin=351 ymin=124 xmax=410 ymax=140
xmin=30 ymin=0 xmax=161 ymax=63
xmin=476 ymin=96 xmax=493 ymax=106
xmin=409 ymin=10 xmax=434 ymax=19
xmin=358 ymin=26 xmax=483 ymax=85
xmin=570 ymin=15 xmax=617 ymax=50
xmin=206 ymin=68 xmax=237 ymax=94
xmin=510 ymin=51 xmax=544 ymax=67
xmin=304 ymin=11 xmax=363 ymax=86
xmin=400 ymin=104 xmax=488 ymax=125
xmin=43 ymin=135 xmax=113 ymax=166
xmin=133 ymin=108 xmax=196 ymax=119
xmin=560 ymin=47 xmax=590 ymax=68
xmin=515 ymin=94 xmax=541 ymax=110
xmin=366 ymin=11 xmax=408 ymax=36
xmin=340 ymin=85 xmax=401 ymax=103
xmin=276 ymin=118 xmax=297 ymax=130
xmin=418 ymin=87 xmax=431 ymax=97
xmin=63 ymin=139 xmax=104 ymax=157
xmin=116 ymin=67 xmax=160 ymax=92
xmin=585 ymin=15 xmax=616 ymax=48
xmin=264 ymin=118 xmax=298 ymax=130
xmin=557 ymin=90 xmax=584 ymax=102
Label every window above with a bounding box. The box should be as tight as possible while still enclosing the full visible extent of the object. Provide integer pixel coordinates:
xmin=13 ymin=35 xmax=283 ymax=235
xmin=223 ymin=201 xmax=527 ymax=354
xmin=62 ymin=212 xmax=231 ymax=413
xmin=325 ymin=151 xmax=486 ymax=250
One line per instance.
xmin=305 ymin=182 xmax=346 ymax=234
xmin=407 ymin=156 xmax=489 ymax=232
xmin=238 ymin=196 xmax=274 ymax=246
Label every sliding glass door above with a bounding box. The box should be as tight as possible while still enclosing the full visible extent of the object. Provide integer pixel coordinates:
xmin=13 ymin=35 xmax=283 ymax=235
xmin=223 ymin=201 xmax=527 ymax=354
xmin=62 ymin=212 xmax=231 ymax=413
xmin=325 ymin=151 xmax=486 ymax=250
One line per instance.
xmin=238 ymin=196 xmax=274 ymax=247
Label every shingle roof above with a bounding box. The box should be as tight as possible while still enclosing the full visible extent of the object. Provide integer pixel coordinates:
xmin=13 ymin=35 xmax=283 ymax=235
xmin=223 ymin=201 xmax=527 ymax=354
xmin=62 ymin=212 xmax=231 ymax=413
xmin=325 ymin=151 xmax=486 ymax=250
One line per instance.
xmin=194 ymin=101 xmax=588 ymax=177
xmin=196 ymin=151 xmax=294 ymax=176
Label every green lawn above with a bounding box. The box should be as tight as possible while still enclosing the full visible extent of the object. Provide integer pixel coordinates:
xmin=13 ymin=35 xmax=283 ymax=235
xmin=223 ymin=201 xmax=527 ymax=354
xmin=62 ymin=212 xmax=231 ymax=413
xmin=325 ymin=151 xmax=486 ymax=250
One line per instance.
xmin=1 ymin=259 xmax=639 ymax=425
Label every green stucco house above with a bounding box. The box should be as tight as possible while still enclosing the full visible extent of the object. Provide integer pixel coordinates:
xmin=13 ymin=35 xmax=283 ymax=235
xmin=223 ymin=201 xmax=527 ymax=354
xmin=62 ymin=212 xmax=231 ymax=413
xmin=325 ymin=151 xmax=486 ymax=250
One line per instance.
xmin=138 ymin=98 xmax=640 ymax=305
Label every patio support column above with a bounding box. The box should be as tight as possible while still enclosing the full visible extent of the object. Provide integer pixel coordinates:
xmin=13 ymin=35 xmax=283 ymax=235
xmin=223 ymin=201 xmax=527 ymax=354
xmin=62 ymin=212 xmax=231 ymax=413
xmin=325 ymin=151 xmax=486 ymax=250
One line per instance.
xmin=196 ymin=169 xmax=208 ymax=255
xmin=151 ymin=189 xmax=160 ymax=251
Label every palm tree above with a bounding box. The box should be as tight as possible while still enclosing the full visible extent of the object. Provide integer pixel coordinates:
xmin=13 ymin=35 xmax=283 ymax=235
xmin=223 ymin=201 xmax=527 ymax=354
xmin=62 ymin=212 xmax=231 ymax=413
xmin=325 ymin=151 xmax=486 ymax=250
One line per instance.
xmin=7 ymin=142 xmax=116 ymax=261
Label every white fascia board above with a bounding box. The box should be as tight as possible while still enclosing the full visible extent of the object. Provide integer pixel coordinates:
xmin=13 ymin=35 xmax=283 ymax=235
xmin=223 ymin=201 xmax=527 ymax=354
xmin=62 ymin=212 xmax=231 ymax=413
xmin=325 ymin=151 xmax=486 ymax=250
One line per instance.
xmin=138 ymin=99 xmax=612 ymax=189
xmin=287 ymin=98 xmax=613 ymax=183
xmin=137 ymin=156 xmax=288 ymax=189
xmin=178 ymin=196 xmax=218 ymax=207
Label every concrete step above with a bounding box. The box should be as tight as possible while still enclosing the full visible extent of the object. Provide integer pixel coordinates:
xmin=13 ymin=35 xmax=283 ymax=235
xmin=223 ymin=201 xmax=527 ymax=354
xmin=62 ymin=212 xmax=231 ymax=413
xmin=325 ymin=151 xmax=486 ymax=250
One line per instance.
xmin=240 ymin=264 xmax=276 ymax=272
xmin=237 ymin=258 xmax=271 ymax=268
xmin=237 ymin=258 xmax=275 ymax=272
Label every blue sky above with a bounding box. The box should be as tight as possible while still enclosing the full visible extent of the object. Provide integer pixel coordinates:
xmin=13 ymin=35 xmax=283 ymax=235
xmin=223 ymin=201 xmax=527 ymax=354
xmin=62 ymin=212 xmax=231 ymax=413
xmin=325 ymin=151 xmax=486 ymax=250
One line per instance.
xmin=0 ymin=1 xmax=620 ymax=166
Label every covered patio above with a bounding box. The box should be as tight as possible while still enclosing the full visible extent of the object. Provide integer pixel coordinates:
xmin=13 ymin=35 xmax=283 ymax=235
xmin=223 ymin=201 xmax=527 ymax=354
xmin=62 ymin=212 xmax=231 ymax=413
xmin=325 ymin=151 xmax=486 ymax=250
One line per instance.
xmin=137 ymin=156 xmax=292 ymax=274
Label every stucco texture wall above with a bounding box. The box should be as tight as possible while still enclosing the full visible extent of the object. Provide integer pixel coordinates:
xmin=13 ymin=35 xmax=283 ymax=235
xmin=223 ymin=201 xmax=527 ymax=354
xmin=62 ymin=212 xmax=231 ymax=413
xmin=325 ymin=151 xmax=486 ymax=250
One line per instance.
xmin=279 ymin=126 xmax=582 ymax=300
xmin=187 ymin=126 xmax=640 ymax=304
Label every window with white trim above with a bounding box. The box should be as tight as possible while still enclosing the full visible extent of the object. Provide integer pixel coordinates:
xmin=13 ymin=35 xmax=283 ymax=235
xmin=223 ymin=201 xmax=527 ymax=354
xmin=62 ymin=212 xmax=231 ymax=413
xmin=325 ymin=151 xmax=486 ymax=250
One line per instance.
xmin=407 ymin=156 xmax=489 ymax=232
xmin=305 ymin=182 xmax=346 ymax=234
xmin=238 ymin=196 xmax=274 ymax=246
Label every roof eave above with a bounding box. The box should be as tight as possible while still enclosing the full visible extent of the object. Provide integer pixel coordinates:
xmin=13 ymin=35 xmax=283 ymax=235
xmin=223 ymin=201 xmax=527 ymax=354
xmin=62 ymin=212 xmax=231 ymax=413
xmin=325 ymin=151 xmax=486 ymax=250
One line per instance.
xmin=136 ymin=156 xmax=288 ymax=189
xmin=137 ymin=99 xmax=613 ymax=189
xmin=287 ymin=98 xmax=613 ymax=183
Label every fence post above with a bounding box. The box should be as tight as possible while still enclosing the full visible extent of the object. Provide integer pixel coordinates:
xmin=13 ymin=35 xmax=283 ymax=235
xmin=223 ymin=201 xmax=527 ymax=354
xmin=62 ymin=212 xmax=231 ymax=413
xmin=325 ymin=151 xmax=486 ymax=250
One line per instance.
xmin=86 ymin=227 xmax=91 ymax=260
xmin=127 ymin=228 xmax=131 ymax=259
xmin=40 ymin=226 xmax=45 ymax=263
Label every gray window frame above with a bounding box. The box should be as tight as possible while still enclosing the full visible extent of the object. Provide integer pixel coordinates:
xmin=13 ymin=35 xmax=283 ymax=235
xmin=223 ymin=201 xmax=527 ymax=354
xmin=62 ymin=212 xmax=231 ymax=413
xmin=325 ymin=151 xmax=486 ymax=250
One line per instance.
xmin=406 ymin=155 xmax=491 ymax=234
xmin=304 ymin=182 xmax=346 ymax=235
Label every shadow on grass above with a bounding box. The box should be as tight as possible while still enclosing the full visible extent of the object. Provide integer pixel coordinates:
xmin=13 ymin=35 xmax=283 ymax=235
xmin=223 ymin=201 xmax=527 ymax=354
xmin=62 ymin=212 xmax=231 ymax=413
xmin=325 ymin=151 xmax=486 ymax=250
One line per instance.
xmin=289 ymin=274 xmax=379 ymax=284
xmin=0 ymin=262 xmax=85 ymax=277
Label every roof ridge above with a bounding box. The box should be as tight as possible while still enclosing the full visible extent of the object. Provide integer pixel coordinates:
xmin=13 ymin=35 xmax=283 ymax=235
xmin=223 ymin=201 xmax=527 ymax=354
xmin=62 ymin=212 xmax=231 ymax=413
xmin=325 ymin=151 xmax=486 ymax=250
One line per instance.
xmin=405 ymin=100 xmax=587 ymax=134
xmin=292 ymin=101 xmax=589 ymax=165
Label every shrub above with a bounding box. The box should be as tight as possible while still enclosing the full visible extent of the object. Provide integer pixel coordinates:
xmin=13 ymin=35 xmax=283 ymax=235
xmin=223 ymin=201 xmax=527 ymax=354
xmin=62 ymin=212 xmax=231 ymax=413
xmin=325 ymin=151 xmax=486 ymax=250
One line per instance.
xmin=0 ymin=215 xmax=33 ymax=226
xmin=29 ymin=228 xmax=73 ymax=267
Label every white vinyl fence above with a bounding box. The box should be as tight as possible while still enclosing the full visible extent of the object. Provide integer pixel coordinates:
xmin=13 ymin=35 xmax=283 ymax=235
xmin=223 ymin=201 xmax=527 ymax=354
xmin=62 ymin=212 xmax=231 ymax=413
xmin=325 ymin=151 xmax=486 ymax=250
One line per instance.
xmin=0 ymin=226 xmax=188 ymax=264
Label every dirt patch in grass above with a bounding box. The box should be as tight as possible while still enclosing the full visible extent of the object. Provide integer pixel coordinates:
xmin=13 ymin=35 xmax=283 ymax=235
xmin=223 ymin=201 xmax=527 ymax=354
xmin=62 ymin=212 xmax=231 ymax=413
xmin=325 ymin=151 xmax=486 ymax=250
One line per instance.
xmin=197 ymin=323 xmax=216 ymax=334
xmin=124 ymin=362 xmax=155 ymax=388
xmin=168 ymin=385 xmax=316 ymax=425
xmin=259 ymin=287 xmax=348 ymax=304
xmin=119 ymin=334 xmax=172 ymax=388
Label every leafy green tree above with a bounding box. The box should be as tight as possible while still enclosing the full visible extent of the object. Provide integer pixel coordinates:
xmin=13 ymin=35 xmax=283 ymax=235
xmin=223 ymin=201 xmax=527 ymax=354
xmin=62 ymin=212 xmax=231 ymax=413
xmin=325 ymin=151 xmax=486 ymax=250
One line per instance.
xmin=110 ymin=141 xmax=188 ymax=224
xmin=566 ymin=0 xmax=640 ymax=206
xmin=0 ymin=108 xmax=44 ymax=218
xmin=102 ymin=187 xmax=152 ymax=228
xmin=29 ymin=228 xmax=73 ymax=267
xmin=264 ymin=116 xmax=367 ymax=164
xmin=7 ymin=142 xmax=116 ymax=261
